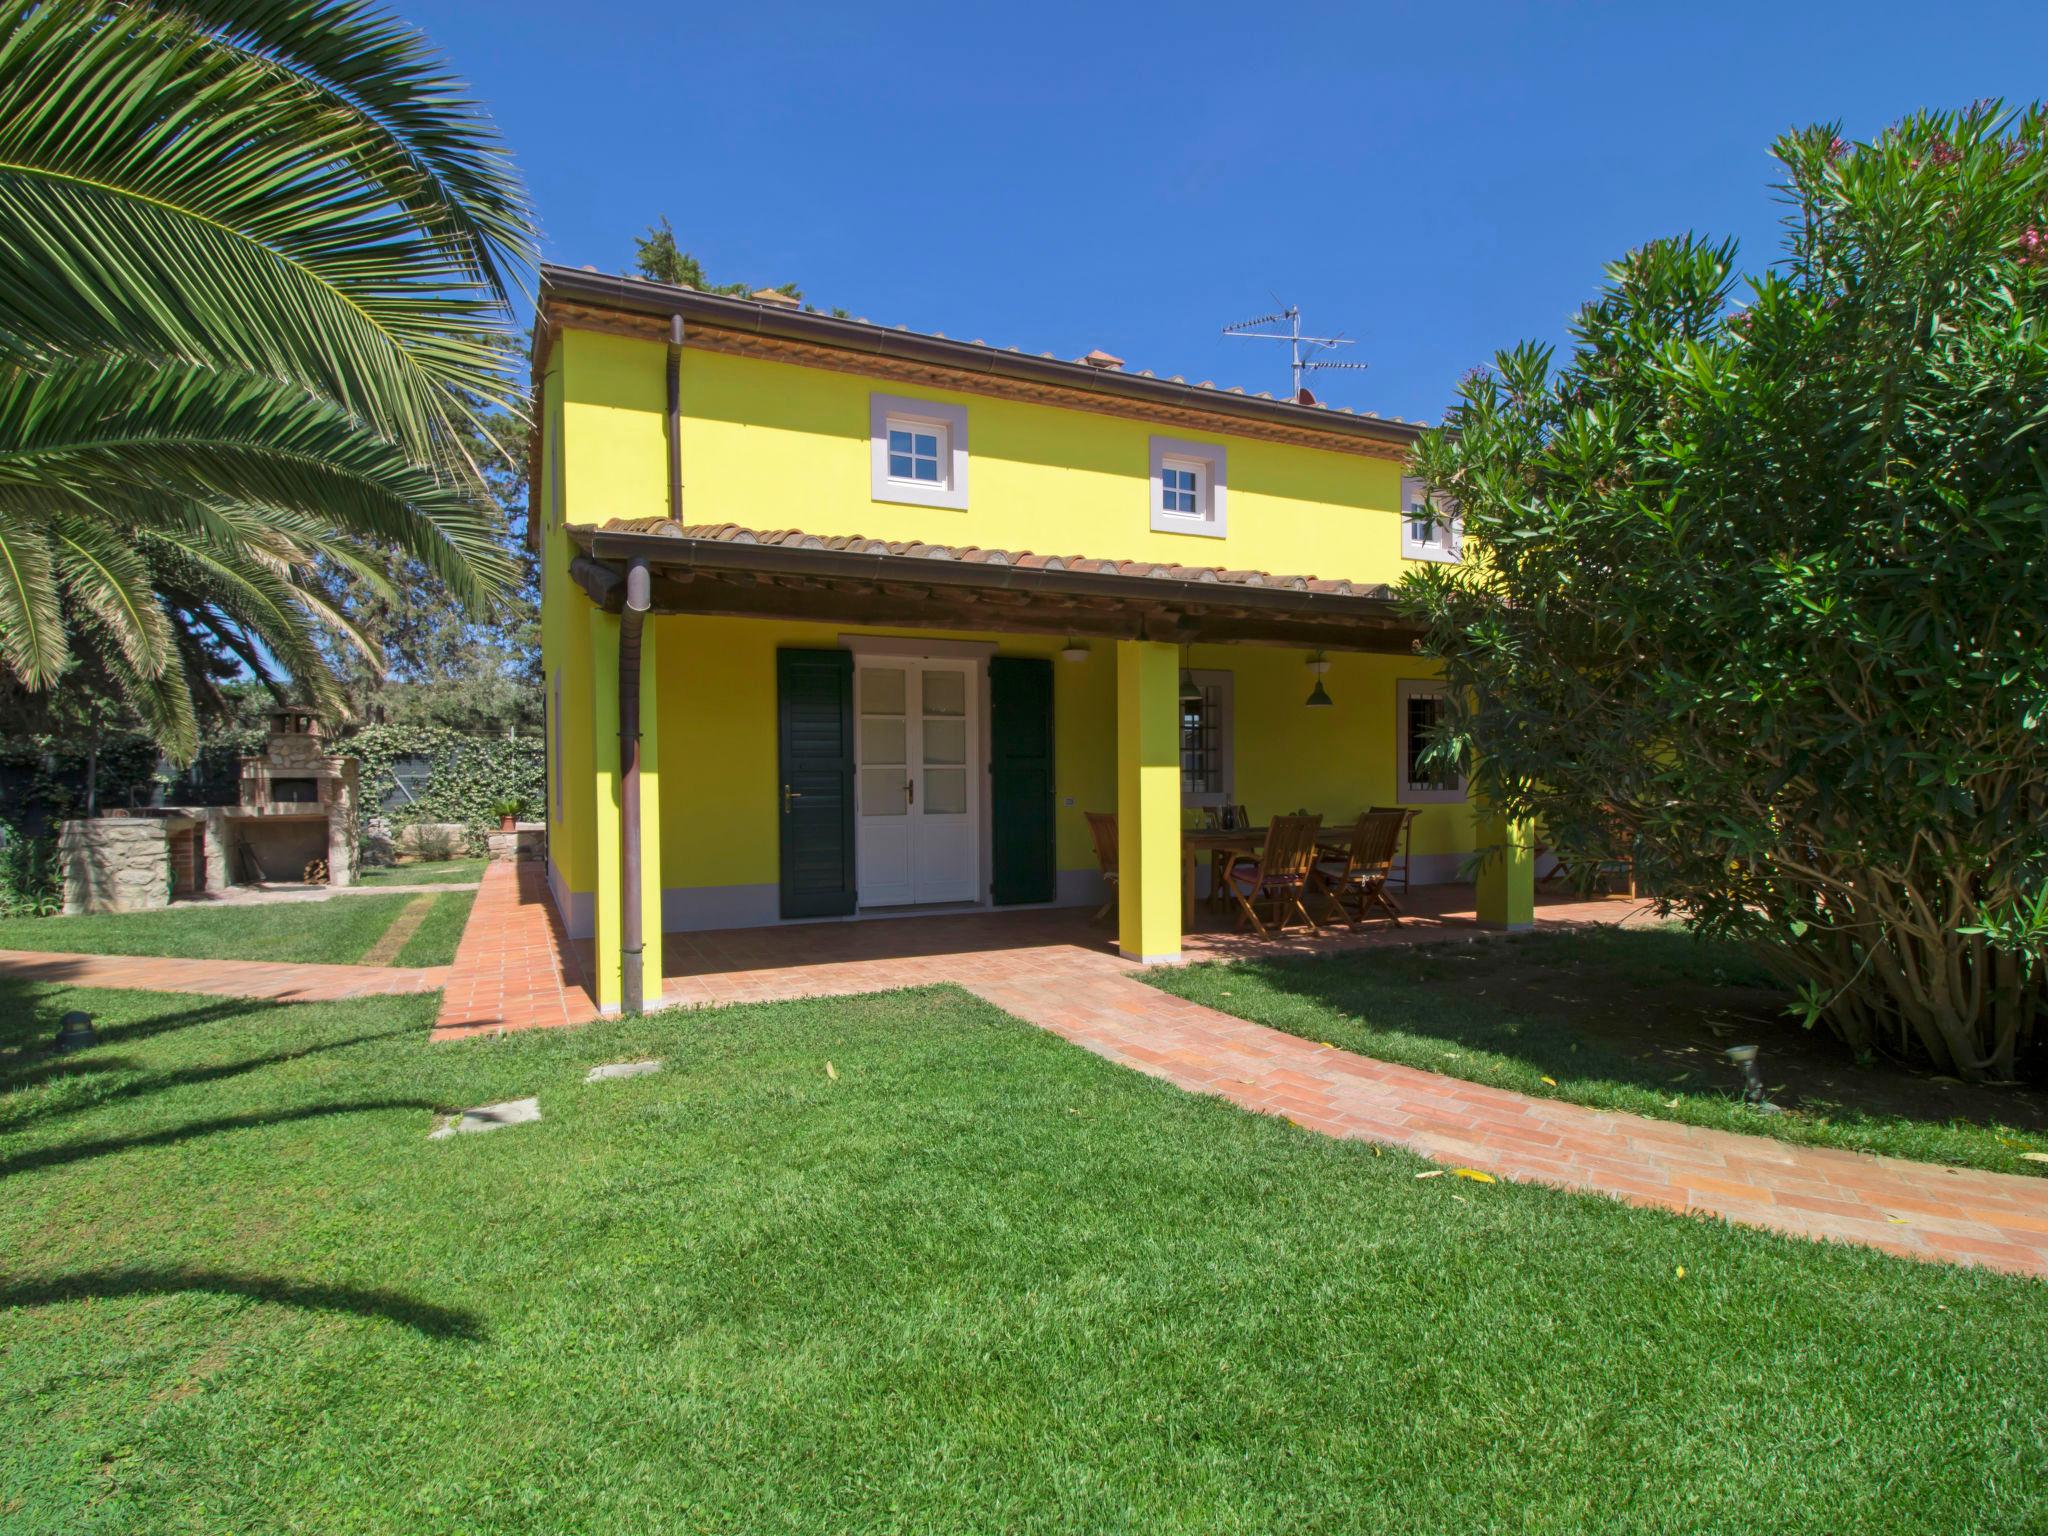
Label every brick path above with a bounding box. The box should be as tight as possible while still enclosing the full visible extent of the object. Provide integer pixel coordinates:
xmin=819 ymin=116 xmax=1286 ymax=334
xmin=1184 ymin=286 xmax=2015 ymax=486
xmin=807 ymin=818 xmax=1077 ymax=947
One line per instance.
xmin=0 ymin=949 xmax=448 ymax=1002
xmin=17 ymin=864 xmax=2040 ymax=1276
xmin=433 ymin=862 xmax=596 ymax=1038
xmin=427 ymin=871 xmax=2048 ymax=1273
xmin=966 ymin=969 xmax=2048 ymax=1278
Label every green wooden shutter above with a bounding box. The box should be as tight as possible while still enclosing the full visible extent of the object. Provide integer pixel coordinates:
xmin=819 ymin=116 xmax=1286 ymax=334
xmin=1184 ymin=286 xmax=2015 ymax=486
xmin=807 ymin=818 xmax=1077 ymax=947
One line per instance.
xmin=989 ymin=655 xmax=1056 ymax=905
xmin=777 ymin=649 xmax=857 ymax=918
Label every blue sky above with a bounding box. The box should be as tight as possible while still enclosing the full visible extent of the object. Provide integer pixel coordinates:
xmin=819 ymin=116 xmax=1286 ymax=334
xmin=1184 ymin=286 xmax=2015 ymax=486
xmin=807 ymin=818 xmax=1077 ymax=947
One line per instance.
xmin=410 ymin=0 xmax=2047 ymax=424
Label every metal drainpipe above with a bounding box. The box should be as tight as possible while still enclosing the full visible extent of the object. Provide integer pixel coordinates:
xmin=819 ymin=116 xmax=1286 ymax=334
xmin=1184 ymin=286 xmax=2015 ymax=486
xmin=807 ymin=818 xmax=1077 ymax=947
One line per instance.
xmin=666 ymin=313 xmax=684 ymax=518
xmin=618 ymin=559 xmax=651 ymax=1014
xmin=619 ymin=316 xmax=682 ymax=1016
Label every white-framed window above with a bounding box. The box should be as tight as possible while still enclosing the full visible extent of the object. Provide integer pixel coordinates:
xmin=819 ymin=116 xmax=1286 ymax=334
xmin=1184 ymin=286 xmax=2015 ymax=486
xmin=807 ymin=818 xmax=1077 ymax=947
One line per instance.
xmin=1400 ymin=475 xmax=1462 ymax=563
xmin=887 ymin=424 xmax=943 ymax=484
xmin=1396 ymin=680 xmax=1466 ymax=803
xmin=1180 ymin=670 xmax=1235 ymax=807
xmin=1150 ymin=435 xmax=1227 ymax=537
xmin=870 ymin=392 xmax=969 ymax=510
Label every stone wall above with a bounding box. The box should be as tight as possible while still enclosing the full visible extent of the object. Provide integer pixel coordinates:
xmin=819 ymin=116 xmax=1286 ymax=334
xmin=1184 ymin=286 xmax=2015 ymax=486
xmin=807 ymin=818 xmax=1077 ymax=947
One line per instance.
xmin=60 ymin=819 xmax=172 ymax=915
xmin=485 ymin=824 xmax=545 ymax=864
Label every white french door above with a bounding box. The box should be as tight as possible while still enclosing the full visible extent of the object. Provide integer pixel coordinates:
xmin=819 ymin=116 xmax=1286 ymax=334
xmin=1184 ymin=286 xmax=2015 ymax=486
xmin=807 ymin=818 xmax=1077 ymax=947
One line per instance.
xmin=855 ymin=659 xmax=979 ymax=907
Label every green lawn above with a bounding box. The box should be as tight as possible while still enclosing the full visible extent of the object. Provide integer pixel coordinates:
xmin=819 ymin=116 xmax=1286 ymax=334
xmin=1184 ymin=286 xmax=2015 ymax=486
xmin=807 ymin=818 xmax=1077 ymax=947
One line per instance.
xmin=392 ymin=891 xmax=475 ymax=968
xmin=1147 ymin=927 xmax=2048 ymax=1177
xmin=0 ymin=891 xmax=474 ymax=968
xmin=2 ymin=980 xmax=2043 ymax=1533
xmin=356 ymin=857 xmax=488 ymax=886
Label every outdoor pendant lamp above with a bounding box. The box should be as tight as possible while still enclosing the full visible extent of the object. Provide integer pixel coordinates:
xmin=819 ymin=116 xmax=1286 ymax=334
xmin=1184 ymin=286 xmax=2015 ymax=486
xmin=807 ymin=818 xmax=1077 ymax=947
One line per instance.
xmin=1304 ymin=650 xmax=1334 ymax=708
xmin=1179 ymin=643 xmax=1203 ymax=703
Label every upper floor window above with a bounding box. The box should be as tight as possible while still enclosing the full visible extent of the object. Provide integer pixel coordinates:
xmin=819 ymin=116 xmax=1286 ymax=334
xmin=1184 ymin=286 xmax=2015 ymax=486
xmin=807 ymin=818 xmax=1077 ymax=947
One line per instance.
xmin=870 ymin=392 xmax=969 ymax=510
xmin=1400 ymin=475 xmax=1462 ymax=563
xmin=888 ymin=425 xmax=943 ymax=484
xmin=1150 ymin=435 xmax=1227 ymax=538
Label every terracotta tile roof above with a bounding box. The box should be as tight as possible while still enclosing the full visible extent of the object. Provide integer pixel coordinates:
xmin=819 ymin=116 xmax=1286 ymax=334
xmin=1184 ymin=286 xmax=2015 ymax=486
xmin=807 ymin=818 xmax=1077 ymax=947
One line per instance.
xmin=591 ymin=519 xmax=1394 ymax=598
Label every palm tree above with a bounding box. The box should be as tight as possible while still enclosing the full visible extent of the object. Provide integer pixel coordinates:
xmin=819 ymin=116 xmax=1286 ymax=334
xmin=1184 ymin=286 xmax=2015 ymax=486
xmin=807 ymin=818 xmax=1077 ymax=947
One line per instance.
xmin=0 ymin=0 xmax=534 ymax=758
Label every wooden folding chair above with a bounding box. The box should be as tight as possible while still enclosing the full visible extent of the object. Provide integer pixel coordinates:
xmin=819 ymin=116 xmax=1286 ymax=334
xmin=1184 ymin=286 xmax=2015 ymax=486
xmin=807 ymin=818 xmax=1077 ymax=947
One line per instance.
xmin=1221 ymin=814 xmax=1323 ymax=936
xmin=1316 ymin=810 xmax=1407 ymax=931
xmin=1369 ymin=805 xmax=1422 ymax=891
xmin=1084 ymin=811 xmax=1119 ymax=923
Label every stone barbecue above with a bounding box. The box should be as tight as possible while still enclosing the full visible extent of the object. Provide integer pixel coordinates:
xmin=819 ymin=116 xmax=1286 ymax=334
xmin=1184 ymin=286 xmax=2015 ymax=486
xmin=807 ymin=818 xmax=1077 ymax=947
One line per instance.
xmin=59 ymin=710 xmax=360 ymax=914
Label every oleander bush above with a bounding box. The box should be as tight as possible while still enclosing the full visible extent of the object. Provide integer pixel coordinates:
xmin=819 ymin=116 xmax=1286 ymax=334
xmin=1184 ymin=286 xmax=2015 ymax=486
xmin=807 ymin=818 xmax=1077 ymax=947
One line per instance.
xmin=1404 ymin=104 xmax=2048 ymax=1079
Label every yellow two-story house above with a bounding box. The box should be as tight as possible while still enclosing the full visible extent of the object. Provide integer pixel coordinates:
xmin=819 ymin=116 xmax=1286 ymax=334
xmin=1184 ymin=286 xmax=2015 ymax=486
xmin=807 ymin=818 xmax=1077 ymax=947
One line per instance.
xmin=534 ymin=265 xmax=1533 ymax=1013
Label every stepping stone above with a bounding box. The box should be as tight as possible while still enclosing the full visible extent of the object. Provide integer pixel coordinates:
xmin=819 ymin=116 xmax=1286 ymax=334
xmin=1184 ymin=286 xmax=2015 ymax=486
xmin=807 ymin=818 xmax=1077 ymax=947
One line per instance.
xmin=429 ymin=1097 xmax=541 ymax=1139
xmin=585 ymin=1059 xmax=662 ymax=1083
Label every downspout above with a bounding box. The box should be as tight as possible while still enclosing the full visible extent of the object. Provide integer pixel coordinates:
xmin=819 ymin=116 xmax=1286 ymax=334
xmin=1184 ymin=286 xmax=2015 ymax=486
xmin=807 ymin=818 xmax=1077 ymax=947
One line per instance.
xmin=617 ymin=315 xmax=683 ymax=1015
xmin=665 ymin=313 xmax=684 ymax=519
xmin=614 ymin=319 xmax=688 ymax=1015
xmin=618 ymin=558 xmax=650 ymax=1014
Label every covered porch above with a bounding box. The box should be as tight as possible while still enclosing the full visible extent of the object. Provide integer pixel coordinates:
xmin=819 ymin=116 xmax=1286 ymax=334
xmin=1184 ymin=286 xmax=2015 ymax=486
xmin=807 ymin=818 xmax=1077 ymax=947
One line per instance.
xmin=560 ymin=520 xmax=1543 ymax=1014
xmin=639 ymin=881 xmax=1638 ymax=1009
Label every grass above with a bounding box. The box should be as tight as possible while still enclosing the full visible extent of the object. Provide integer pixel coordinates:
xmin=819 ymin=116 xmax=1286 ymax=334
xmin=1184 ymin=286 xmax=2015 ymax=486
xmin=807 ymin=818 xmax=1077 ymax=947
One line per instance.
xmin=1146 ymin=926 xmax=2048 ymax=1177
xmin=392 ymin=892 xmax=474 ymax=968
xmin=356 ymin=857 xmax=488 ymax=887
xmin=2 ymin=979 xmax=2044 ymax=1533
xmin=0 ymin=891 xmax=474 ymax=968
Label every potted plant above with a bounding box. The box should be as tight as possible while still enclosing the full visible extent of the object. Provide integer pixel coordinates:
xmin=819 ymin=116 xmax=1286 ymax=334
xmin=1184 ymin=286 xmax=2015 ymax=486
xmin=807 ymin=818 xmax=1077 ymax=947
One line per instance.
xmin=492 ymin=796 xmax=527 ymax=833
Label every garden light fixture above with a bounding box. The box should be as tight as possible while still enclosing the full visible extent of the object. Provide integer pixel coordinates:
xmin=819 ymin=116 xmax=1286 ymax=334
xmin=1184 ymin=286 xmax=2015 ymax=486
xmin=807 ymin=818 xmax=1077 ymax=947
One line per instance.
xmin=1723 ymin=1043 xmax=1782 ymax=1114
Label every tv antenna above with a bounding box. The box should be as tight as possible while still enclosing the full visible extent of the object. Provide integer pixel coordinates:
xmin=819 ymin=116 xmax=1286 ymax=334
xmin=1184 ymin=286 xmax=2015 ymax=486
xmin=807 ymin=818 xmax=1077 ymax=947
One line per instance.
xmin=1221 ymin=306 xmax=1369 ymax=402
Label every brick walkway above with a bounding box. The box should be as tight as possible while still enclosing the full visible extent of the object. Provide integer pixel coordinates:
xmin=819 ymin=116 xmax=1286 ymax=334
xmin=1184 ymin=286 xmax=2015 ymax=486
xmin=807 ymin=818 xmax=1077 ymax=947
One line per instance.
xmin=33 ymin=864 xmax=2035 ymax=1275
xmin=433 ymin=862 xmax=596 ymax=1038
xmin=430 ymin=874 xmax=2048 ymax=1275
xmin=966 ymin=969 xmax=2048 ymax=1278
xmin=0 ymin=949 xmax=447 ymax=1002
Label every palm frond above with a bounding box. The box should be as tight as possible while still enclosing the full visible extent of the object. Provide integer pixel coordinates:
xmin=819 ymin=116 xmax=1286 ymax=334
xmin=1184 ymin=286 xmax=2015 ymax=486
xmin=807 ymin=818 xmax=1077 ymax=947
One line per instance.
xmin=0 ymin=356 xmax=514 ymax=604
xmin=47 ymin=508 xmax=170 ymax=678
xmin=125 ymin=0 xmax=535 ymax=302
xmin=151 ymin=538 xmax=355 ymax=718
xmin=90 ymin=616 xmax=197 ymax=761
xmin=0 ymin=0 xmax=532 ymax=455
xmin=0 ymin=506 xmax=62 ymax=684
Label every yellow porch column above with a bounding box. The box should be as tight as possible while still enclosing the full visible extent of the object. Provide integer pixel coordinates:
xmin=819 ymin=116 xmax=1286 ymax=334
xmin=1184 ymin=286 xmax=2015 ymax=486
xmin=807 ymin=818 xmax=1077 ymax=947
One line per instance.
xmin=590 ymin=610 xmax=666 ymax=1012
xmin=1473 ymin=804 xmax=1535 ymax=930
xmin=1116 ymin=639 xmax=1182 ymax=962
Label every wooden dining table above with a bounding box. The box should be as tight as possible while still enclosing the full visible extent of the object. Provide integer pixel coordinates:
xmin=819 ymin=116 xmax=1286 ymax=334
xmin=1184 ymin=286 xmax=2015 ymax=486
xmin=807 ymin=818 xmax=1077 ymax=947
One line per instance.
xmin=1181 ymin=827 xmax=1262 ymax=927
xmin=1182 ymin=818 xmax=1367 ymax=929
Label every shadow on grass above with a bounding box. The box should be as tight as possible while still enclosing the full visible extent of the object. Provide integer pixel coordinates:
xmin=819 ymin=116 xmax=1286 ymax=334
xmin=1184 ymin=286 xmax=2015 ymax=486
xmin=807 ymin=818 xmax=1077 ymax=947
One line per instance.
xmin=0 ymin=1028 xmax=418 ymax=1134
xmin=0 ymin=1099 xmax=444 ymax=1179
xmin=0 ymin=978 xmax=270 ymax=1057
xmin=1187 ymin=928 xmax=2048 ymax=1140
xmin=1234 ymin=941 xmax=1730 ymax=1099
xmin=0 ymin=1266 xmax=484 ymax=1340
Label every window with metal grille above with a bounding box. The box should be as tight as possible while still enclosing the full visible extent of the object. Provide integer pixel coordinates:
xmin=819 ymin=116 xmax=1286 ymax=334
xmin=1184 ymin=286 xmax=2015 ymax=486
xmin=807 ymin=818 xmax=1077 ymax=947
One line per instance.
xmin=1178 ymin=671 xmax=1234 ymax=806
xmin=1396 ymin=681 xmax=1465 ymax=803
